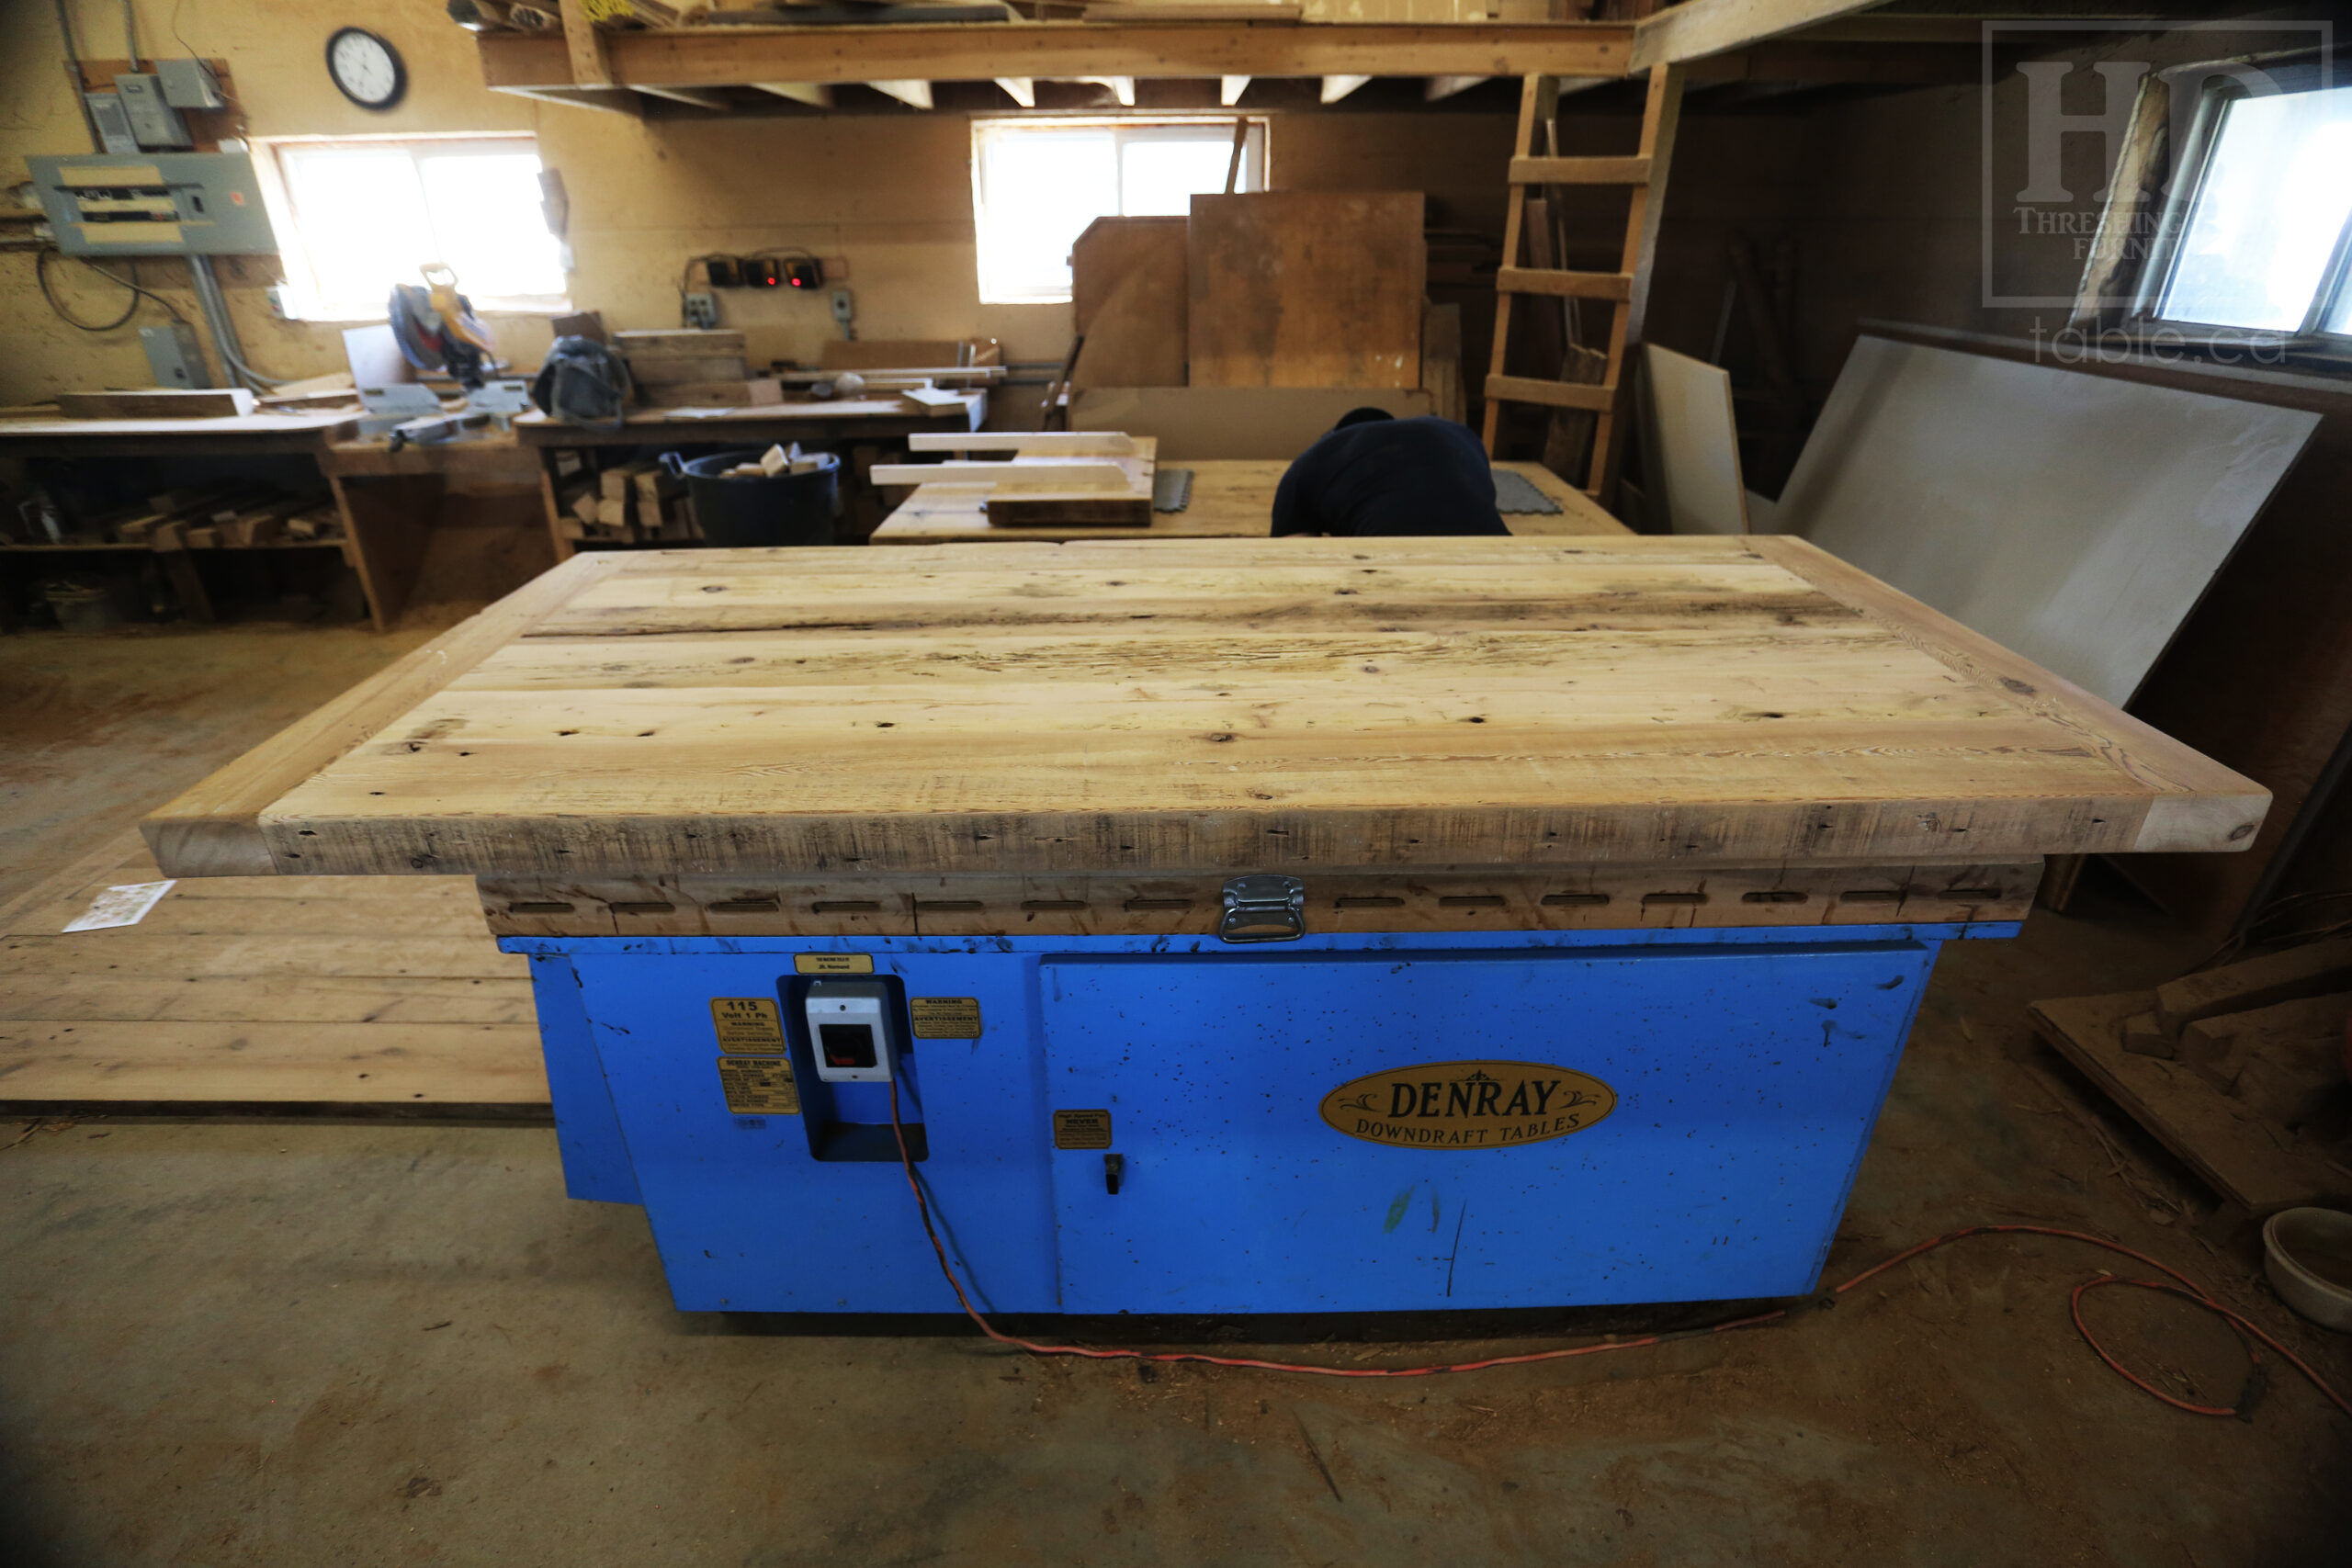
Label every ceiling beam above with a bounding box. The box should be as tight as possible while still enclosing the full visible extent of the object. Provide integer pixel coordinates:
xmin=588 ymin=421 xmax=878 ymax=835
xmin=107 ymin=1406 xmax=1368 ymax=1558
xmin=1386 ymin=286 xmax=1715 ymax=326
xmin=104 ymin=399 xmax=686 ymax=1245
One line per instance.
xmin=1632 ymin=0 xmax=1886 ymax=70
xmin=632 ymin=84 xmax=732 ymax=108
xmin=1220 ymin=73 xmax=1250 ymax=104
xmin=479 ymin=23 xmax=1636 ymax=92
xmin=1424 ymin=74 xmax=1489 ymax=101
xmin=868 ymin=78 xmax=934 ymax=109
xmin=995 ymin=76 xmax=1035 ymax=106
xmin=752 ymin=81 xmax=832 ymax=107
xmin=1319 ymin=73 xmax=1371 ymax=103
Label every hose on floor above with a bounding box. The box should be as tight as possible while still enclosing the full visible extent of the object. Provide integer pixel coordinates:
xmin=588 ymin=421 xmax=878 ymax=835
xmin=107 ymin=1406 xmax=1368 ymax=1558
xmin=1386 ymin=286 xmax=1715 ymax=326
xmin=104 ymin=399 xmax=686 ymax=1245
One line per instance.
xmin=887 ymin=1080 xmax=2351 ymax=1417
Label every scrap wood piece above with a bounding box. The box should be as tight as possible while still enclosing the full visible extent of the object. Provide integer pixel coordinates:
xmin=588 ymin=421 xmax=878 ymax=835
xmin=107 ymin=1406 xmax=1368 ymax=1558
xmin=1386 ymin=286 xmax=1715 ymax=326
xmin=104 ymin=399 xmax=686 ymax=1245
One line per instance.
xmin=2028 ymin=989 xmax=2352 ymax=1216
xmin=871 ymin=435 xmax=1158 ymax=525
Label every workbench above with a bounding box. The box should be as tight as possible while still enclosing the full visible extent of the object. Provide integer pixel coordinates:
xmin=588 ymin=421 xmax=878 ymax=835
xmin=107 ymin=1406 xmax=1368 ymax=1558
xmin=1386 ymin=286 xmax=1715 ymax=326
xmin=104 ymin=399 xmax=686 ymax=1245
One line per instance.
xmin=143 ymin=537 xmax=2265 ymax=1317
xmin=514 ymin=392 xmax=986 ymax=561
xmin=871 ymin=457 xmax=1626 ymax=544
xmin=0 ymin=410 xmax=556 ymax=633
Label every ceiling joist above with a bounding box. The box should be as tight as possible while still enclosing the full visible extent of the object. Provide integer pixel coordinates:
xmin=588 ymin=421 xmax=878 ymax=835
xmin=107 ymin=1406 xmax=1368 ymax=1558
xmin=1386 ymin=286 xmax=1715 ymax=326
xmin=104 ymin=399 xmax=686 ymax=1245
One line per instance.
xmin=480 ymin=22 xmax=1636 ymax=95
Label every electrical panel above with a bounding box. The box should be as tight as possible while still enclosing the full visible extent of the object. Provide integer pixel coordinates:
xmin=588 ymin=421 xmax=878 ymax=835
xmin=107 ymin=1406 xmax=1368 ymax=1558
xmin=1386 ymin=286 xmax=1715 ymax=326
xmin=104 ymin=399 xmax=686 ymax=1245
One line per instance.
xmin=83 ymin=95 xmax=140 ymax=154
xmin=115 ymin=75 xmax=194 ymax=150
xmin=140 ymin=322 xmax=213 ymax=389
xmin=157 ymin=58 xmax=228 ymax=111
xmin=27 ymin=152 xmax=277 ymax=256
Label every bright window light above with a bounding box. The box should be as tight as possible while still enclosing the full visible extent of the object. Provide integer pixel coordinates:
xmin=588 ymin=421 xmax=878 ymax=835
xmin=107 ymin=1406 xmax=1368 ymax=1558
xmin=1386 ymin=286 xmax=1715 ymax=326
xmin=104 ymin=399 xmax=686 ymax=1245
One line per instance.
xmin=972 ymin=119 xmax=1267 ymax=304
xmin=2153 ymin=82 xmax=2352 ymax=333
xmin=261 ymin=136 xmax=569 ymax=321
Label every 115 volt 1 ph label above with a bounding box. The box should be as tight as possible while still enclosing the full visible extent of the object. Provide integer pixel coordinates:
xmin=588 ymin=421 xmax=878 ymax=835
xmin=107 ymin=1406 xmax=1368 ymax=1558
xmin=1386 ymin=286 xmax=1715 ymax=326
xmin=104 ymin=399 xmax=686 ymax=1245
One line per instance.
xmin=709 ymin=997 xmax=787 ymax=1053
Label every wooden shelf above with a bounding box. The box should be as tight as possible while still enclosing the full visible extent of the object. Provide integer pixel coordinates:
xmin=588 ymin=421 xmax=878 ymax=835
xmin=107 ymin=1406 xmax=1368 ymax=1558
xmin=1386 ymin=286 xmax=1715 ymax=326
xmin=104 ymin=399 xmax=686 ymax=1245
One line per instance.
xmin=477 ymin=21 xmax=1635 ymax=98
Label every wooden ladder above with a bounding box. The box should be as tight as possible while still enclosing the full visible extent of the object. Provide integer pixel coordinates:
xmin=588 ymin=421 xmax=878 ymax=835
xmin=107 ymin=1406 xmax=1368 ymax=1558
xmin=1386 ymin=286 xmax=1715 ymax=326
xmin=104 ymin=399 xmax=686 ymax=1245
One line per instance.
xmin=1479 ymin=65 xmax=1685 ymax=504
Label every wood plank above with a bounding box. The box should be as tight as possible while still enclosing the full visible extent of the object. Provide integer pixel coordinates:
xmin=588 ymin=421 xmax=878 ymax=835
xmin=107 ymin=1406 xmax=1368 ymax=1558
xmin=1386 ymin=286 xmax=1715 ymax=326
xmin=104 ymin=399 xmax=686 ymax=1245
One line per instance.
xmin=1485 ymin=373 xmax=1616 ymax=412
xmin=54 ymin=389 xmax=258 ymax=420
xmin=1495 ymin=267 xmax=1634 ymax=300
xmin=613 ymin=329 xmax=747 ymax=355
xmin=2029 ymin=989 xmax=2352 ymax=1215
xmin=1507 ymin=155 xmax=1652 ymax=185
xmin=1071 ymin=216 xmax=1190 ymax=389
xmin=476 ymin=24 xmax=1639 ymax=93
xmin=140 ymin=552 xmax=628 ymax=877
xmin=0 ymin=933 xmax=521 ymax=980
xmin=0 ymin=1020 xmax=547 ymax=1107
xmin=0 ymin=975 xmax=535 ymax=1025
xmin=243 ymin=537 xmax=2268 ymax=878
xmin=1188 ymin=191 xmax=1424 ymax=389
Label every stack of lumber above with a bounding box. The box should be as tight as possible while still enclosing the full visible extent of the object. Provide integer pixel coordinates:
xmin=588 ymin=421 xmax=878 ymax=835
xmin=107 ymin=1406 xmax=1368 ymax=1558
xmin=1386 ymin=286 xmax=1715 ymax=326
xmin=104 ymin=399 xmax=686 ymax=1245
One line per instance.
xmin=614 ymin=329 xmax=782 ymax=409
xmin=0 ymin=829 xmax=543 ymax=1114
xmin=108 ymin=484 xmax=342 ymax=549
xmin=871 ymin=433 xmax=1155 ymax=525
xmin=559 ymin=460 xmax=700 ymax=544
xmin=2030 ymin=942 xmax=2352 ymax=1216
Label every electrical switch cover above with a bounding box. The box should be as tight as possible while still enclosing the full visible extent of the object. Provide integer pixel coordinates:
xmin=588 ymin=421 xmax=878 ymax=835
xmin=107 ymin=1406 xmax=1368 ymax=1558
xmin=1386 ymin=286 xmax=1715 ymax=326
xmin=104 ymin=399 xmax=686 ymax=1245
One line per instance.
xmin=805 ymin=979 xmax=896 ymax=1083
xmin=682 ymin=291 xmax=718 ymax=330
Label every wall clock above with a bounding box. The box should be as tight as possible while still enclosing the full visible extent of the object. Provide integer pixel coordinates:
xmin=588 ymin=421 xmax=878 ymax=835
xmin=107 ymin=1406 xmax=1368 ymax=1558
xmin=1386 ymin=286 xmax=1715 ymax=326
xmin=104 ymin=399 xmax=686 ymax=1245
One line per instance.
xmin=326 ymin=28 xmax=406 ymax=111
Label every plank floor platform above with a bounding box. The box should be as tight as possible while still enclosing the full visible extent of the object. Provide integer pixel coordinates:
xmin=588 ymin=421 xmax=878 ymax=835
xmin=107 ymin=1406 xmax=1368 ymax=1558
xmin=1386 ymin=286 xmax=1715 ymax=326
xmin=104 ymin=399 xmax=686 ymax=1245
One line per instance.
xmin=0 ymin=829 xmax=545 ymax=1117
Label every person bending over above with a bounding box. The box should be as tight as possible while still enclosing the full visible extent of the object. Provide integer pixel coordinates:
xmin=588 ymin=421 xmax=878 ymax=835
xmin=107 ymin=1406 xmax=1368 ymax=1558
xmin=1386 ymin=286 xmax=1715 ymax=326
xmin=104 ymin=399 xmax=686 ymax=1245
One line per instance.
xmin=1270 ymin=409 xmax=1510 ymax=537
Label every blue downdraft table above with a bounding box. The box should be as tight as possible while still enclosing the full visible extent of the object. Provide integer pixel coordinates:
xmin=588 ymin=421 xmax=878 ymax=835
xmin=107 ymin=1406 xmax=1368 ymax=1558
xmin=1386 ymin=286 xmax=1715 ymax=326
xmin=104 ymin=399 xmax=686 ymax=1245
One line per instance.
xmin=145 ymin=535 xmax=2267 ymax=1317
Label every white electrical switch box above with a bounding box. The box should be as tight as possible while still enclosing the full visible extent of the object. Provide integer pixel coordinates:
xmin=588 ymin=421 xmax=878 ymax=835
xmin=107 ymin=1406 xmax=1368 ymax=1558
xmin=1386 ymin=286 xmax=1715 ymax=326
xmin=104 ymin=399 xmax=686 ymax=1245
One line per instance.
xmin=805 ymin=980 xmax=895 ymax=1083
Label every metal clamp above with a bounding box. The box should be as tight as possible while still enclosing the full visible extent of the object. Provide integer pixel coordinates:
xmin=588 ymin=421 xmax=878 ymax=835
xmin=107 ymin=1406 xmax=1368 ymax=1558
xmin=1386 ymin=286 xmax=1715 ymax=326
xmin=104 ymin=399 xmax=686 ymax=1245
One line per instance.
xmin=1217 ymin=874 xmax=1307 ymax=943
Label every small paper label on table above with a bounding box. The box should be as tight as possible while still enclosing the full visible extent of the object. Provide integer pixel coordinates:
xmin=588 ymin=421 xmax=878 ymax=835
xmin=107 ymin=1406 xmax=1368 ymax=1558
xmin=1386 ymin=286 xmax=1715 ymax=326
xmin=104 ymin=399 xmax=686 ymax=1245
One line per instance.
xmin=63 ymin=880 xmax=176 ymax=932
xmin=716 ymin=1056 xmax=800 ymax=1115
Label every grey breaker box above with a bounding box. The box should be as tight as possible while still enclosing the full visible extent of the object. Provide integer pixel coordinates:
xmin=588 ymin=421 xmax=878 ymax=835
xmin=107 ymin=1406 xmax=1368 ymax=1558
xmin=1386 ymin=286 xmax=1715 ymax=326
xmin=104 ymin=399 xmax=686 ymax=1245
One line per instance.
xmin=28 ymin=152 xmax=277 ymax=257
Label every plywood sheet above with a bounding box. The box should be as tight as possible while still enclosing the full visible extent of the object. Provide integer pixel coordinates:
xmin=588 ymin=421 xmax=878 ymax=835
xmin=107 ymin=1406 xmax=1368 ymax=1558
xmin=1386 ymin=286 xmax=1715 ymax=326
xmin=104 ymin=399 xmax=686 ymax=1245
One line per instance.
xmin=1187 ymin=192 xmax=1425 ymax=389
xmin=1071 ymin=216 xmax=1189 ymax=389
xmin=204 ymin=536 xmax=2268 ymax=881
xmin=1643 ymin=344 xmax=1748 ymax=536
xmin=1769 ymin=335 xmax=2319 ymax=707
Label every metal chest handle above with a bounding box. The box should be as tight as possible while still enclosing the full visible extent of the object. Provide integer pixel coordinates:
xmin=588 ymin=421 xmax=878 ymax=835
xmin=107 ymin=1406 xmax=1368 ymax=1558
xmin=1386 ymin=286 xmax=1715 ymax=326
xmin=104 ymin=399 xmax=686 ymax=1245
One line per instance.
xmin=1218 ymin=874 xmax=1306 ymax=943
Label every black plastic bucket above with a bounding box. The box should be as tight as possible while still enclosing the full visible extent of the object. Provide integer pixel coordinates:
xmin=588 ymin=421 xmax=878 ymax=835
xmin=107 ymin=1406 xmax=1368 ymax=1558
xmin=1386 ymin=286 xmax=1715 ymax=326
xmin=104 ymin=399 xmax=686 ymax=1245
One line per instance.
xmin=664 ymin=448 xmax=840 ymax=547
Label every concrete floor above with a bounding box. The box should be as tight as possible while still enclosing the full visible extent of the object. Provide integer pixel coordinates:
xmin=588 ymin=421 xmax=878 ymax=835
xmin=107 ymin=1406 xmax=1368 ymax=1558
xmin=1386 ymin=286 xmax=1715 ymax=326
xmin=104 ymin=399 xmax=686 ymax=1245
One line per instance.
xmin=3 ymin=623 xmax=2350 ymax=1567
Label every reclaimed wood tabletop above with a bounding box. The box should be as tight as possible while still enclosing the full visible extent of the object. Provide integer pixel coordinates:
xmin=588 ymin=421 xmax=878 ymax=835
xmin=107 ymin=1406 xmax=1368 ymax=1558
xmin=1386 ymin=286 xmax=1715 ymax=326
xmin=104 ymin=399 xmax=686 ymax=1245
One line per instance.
xmin=145 ymin=536 xmax=2268 ymax=881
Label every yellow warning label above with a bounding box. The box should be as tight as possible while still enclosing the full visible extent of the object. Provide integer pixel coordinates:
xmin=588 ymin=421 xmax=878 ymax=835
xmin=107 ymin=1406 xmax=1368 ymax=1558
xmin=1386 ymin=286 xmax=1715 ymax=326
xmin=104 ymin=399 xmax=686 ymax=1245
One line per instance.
xmin=716 ymin=1055 xmax=800 ymax=1115
xmin=709 ymin=997 xmax=787 ymax=1053
xmin=1052 ymin=1109 xmax=1113 ymax=1150
xmin=793 ymin=953 xmax=874 ymax=975
xmin=910 ymin=997 xmax=983 ymax=1040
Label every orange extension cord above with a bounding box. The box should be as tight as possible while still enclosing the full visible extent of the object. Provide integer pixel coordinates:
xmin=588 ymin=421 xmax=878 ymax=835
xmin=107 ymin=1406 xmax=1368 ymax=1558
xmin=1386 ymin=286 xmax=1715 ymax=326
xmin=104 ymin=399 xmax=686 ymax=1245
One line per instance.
xmin=887 ymin=1081 xmax=2352 ymax=1417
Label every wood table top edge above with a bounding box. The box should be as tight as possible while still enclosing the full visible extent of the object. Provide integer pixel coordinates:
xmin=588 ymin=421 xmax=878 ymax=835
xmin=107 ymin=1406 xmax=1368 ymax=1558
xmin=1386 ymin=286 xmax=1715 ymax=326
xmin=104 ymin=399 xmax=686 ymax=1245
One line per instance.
xmin=142 ymin=535 xmax=2271 ymax=880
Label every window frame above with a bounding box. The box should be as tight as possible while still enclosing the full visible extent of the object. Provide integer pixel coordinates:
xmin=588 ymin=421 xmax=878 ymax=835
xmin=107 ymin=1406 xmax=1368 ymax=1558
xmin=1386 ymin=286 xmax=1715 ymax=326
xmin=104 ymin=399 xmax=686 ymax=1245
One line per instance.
xmin=2126 ymin=62 xmax=2352 ymax=361
xmin=969 ymin=115 xmax=1271 ymax=306
xmin=253 ymin=131 xmax=571 ymax=323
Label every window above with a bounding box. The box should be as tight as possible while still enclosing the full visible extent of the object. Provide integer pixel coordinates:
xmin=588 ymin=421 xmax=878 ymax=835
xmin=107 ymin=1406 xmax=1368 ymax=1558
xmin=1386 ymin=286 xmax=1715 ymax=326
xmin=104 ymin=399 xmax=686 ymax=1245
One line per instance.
xmin=971 ymin=118 xmax=1267 ymax=305
xmin=258 ymin=135 xmax=568 ymax=321
xmin=2136 ymin=67 xmax=2352 ymax=348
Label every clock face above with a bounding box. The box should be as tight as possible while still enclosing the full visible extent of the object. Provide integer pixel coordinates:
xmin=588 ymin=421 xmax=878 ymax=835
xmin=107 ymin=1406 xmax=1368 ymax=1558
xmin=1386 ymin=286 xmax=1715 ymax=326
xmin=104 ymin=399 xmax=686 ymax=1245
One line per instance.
xmin=326 ymin=28 xmax=405 ymax=110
